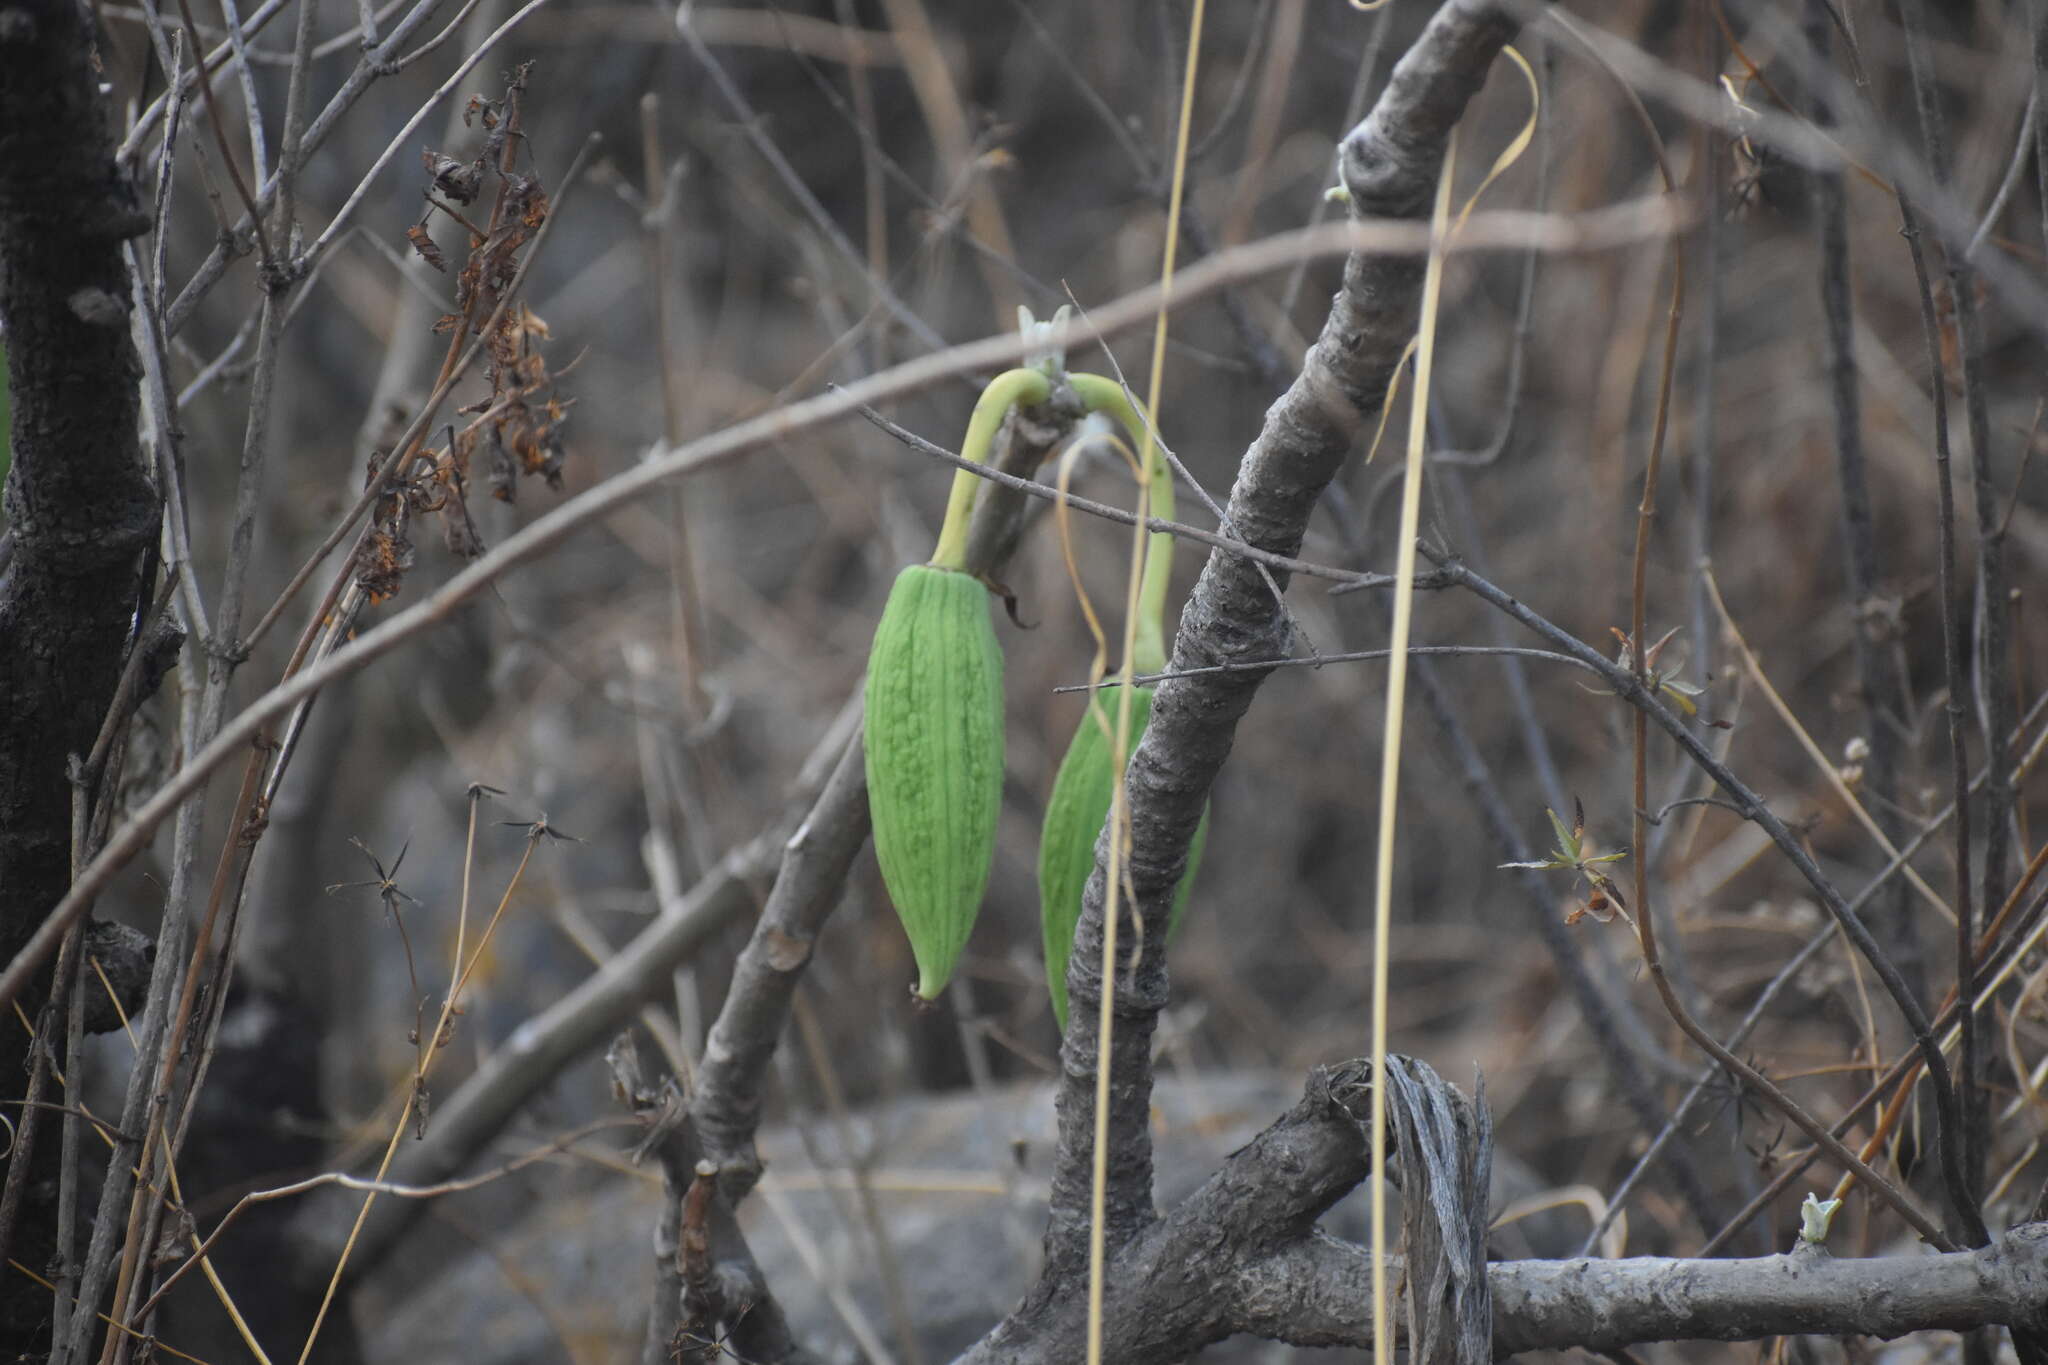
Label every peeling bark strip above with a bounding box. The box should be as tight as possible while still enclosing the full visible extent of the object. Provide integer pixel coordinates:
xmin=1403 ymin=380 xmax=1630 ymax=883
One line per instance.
xmin=1045 ymin=0 xmax=1520 ymax=1284
xmin=1384 ymin=1058 xmax=1492 ymax=1364
xmin=0 ymin=0 xmax=160 ymax=1352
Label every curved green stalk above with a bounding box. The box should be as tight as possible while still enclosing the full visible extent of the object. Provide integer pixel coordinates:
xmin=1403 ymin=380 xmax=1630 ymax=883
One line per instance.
xmin=1066 ymin=373 xmax=1176 ymax=674
xmin=928 ymin=368 xmax=1052 ymax=571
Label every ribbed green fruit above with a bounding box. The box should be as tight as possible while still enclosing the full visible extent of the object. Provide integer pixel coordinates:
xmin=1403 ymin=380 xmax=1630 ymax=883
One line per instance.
xmin=864 ymin=564 xmax=1006 ymax=999
xmin=1038 ymin=686 xmax=1208 ymax=1028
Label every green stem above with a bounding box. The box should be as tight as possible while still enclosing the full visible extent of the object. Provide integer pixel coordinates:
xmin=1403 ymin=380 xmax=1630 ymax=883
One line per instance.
xmin=1067 ymin=373 xmax=1176 ymax=674
xmin=928 ymin=368 xmax=1052 ymax=570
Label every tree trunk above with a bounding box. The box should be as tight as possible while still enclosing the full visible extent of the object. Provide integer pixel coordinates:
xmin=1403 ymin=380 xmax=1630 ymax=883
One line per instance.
xmin=0 ymin=0 xmax=160 ymax=1351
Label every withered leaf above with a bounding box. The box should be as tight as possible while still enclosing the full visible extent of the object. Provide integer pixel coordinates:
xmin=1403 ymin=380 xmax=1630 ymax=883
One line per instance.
xmin=505 ymin=174 xmax=548 ymax=230
xmin=450 ymin=426 xmax=478 ymax=480
xmin=356 ymin=523 xmax=415 ymax=605
xmin=421 ymin=148 xmax=483 ymax=204
xmin=533 ymin=430 xmax=566 ymax=490
xmin=486 ymin=426 xmax=516 ymax=503
xmin=405 ymin=223 xmax=447 ymax=272
xmin=440 ymin=499 xmax=485 ymax=559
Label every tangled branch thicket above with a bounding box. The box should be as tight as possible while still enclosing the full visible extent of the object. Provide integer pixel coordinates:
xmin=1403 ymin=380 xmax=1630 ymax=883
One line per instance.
xmin=2 ymin=0 xmax=2046 ymax=1360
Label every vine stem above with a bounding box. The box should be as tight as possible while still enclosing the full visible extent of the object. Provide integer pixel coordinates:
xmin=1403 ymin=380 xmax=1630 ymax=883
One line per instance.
xmin=929 ymin=369 xmax=1049 ymax=569
xmin=1067 ymin=373 xmax=1179 ymax=675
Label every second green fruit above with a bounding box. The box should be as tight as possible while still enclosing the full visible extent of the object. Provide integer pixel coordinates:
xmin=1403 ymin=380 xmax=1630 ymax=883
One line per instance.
xmin=1038 ymin=685 xmax=1207 ymax=1028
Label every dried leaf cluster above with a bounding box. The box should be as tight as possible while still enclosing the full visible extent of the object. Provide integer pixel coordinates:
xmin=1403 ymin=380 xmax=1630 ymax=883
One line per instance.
xmin=360 ymin=64 xmax=570 ymax=602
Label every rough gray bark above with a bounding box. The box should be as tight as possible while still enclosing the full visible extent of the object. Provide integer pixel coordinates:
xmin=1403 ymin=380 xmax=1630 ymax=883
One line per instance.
xmin=959 ymin=1062 xmax=1398 ymax=1365
xmin=1043 ymin=0 xmax=1519 ymax=1287
xmin=688 ymin=738 xmax=875 ymax=1201
xmin=0 ymin=0 xmax=161 ymax=1350
xmin=962 ymin=1061 xmax=2048 ymax=1363
xmin=0 ymin=9 xmax=157 ymax=962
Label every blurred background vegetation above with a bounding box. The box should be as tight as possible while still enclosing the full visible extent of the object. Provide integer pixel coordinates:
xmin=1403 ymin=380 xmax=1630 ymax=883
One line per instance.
xmin=25 ymin=0 xmax=2045 ymax=1358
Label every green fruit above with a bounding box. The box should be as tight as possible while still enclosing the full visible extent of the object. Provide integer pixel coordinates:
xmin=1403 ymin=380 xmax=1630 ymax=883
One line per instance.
xmin=865 ymin=564 xmax=1006 ymax=999
xmin=1038 ymin=686 xmax=1207 ymax=1028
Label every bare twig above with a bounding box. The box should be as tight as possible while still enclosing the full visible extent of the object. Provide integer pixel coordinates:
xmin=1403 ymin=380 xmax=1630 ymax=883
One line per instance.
xmin=1432 ymin=548 xmax=1980 ymax=1249
xmin=161 ymin=0 xmax=514 ymax=336
xmin=1049 ymin=643 xmax=1580 ymax=691
xmin=676 ymin=10 xmax=949 ymax=354
xmin=1806 ymin=0 xmax=1919 ymax=1008
xmin=1507 ymin=1 xmax=2048 ymax=335
xmin=1898 ymin=0 xmax=2013 ymax=1241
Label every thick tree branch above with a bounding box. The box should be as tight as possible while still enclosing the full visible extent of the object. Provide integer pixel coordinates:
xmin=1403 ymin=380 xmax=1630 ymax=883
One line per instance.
xmin=687 ymin=738 xmax=873 ymax=1200
xmin=1047 ymin=0 xmax=1521 ymax=1284
xmin=612 ymin=1044 xmax=822 ymax=1365
xmin=964 ymin=1062 xmax=1383 ymax=1365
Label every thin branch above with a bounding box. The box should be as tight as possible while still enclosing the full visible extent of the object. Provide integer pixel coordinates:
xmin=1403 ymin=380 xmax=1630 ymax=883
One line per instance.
xmin=241 ymin=127 xmax=597 ymax=656
xmin=0 ymin=198 xmax=1688 ymax=1023
xmin=1511 ymin=1 xmax=2048 ymax=335
xmin=161 ymin=0 xmax=495 ymax=336
xmin=168 ymin=0 xmax=276 ymax=274
xmin=1966 ymin=86 xmax=2037 ymax=260
xmin=675 ymin=10 xmax=949 ymax=355
xmin=1806 ymin=0 xmax=1919 ymax=1009
xmin=326 ymin=834 xmax=768 ymax=1269
xmin=1049 ymin=643 xmax=1581 ymax=692
xmin=1433 ymin=549 xmax=1980 ymax=1248
xmin=296 ymin=0 xmax=552 ymax=271
xmin=1898 ymin=0 xmax=2013 ymax=1240
xmin=1401 ymin=638 xmax=1727 ymax=1238
xmin=115 ymin=0 xmax=417 ymax=157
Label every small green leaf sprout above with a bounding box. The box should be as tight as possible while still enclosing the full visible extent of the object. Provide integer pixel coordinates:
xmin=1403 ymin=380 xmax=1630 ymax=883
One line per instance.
xmin=1598 ymin=625 xmax=1726 ymax=727
xmin=1798 ymin=1193 xmax=1842 ymax=1246
xmin=1500 ymin=798 xmax=1631 ymax=926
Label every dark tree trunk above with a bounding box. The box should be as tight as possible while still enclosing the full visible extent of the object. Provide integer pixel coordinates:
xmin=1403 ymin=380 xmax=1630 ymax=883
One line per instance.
xmin=0 ymin=0 xmax=161 ymax=1352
